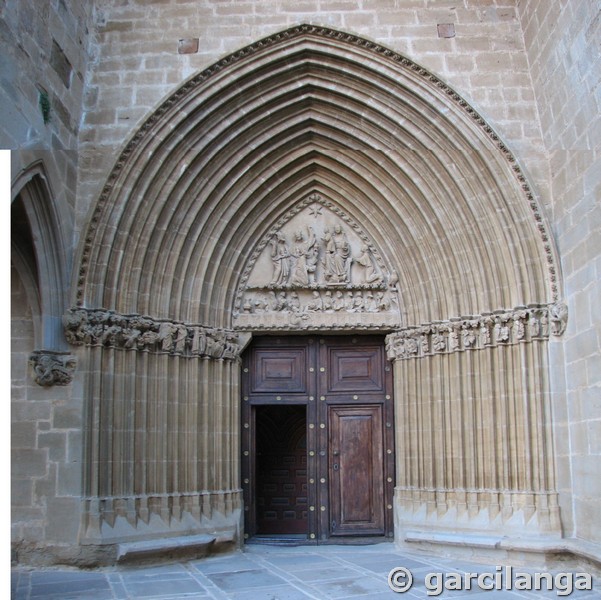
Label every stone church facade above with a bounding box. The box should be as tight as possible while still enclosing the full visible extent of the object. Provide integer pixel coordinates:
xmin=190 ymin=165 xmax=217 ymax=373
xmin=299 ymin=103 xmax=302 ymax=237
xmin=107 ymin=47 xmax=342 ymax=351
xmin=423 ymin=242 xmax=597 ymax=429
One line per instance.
xmin=7 ymin=0 xmax=600 ymax=567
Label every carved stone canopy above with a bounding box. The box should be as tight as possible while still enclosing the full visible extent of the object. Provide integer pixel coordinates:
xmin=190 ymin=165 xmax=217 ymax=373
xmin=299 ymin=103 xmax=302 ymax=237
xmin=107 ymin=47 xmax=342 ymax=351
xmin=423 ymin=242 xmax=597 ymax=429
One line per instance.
xmin=233 ymin=193 xmax=402 ymax=331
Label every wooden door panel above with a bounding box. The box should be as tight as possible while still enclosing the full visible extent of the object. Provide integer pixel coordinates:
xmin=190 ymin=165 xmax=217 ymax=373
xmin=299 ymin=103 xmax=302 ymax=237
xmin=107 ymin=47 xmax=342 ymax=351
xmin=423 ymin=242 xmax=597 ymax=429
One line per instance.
xmin=326 ymin=346 xmax=384 ymax=393
xmin=250 ymin=348 xmax=307 ymax=393
xmin=329 ymin=405 xmax=385 ymax=535
xmin=242 ymin=336 xmax=393 ymax=542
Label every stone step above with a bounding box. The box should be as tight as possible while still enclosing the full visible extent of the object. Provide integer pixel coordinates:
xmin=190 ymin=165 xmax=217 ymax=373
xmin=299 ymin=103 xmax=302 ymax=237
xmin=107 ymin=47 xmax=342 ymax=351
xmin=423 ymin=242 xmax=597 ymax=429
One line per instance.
xmin=117 ymin=534 xmax=218 ymax=563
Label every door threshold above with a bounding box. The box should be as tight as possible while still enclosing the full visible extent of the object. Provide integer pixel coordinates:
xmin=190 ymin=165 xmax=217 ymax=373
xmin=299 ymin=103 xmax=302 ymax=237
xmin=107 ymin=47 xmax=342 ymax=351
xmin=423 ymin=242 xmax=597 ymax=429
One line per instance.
xmin=246 ymin=535 xmax=392 ymax=547
xmin=246 ymin=534 xmax=314 ymax=547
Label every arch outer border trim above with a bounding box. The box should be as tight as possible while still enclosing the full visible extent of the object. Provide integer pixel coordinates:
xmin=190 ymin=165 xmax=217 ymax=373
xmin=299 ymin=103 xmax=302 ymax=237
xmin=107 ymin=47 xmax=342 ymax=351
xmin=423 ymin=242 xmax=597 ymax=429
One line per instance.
xmin=75 ymin=23 xmax=561 ymax=307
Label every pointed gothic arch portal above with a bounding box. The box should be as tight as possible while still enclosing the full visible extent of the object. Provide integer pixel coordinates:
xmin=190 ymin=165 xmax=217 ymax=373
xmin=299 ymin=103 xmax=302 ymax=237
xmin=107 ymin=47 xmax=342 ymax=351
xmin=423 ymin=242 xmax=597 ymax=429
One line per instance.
xmin=73 ymin=26 xmax=565 ymax=553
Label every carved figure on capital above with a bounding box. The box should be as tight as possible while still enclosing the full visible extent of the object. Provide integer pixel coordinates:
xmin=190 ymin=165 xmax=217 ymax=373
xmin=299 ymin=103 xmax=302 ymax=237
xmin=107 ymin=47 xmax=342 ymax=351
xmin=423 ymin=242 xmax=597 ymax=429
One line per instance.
xmin=222 ymin=334 xmax=240 ymax=360
xmin=448 ymin=324 xmax=460 ymax=352
xmin=205 ymin=330 xmax=226 ymax=358
xmin=461 ymin=321 xmax=477 ymax=349
xmin=494 ymin=317 xmax=511 ymax=343
xmin=405 ymin=335 xmax=418 ymax=356
xmin=63 ymin=309 xmax=88 ymax=345
xmin=173 ymin=324 xmax=189 ymax=354
xmin=419 ymin=328 xmax=430 ymax=355
xmin=386 ymin=334 xmax=405 ymax=361
xmin=513 ymin=311 xmax=527 ymax=341
xmin=158 ymin=321 xmax=179 ymax=352
xmin=528 ymin=311 xmax=540 ymax=338
xmin=432 ymin=330 xmax=446 ymax=353
xmin=191 ymin=326 xmax=207 ymax=355
xmin=480 ymin=317 xmax=492 ymax=346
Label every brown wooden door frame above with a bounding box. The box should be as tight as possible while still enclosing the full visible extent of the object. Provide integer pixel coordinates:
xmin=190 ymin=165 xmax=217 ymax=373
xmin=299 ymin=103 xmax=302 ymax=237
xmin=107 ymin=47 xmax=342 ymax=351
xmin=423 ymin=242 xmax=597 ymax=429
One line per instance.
xmin=241 ymin=335 xmax=394 ymax=543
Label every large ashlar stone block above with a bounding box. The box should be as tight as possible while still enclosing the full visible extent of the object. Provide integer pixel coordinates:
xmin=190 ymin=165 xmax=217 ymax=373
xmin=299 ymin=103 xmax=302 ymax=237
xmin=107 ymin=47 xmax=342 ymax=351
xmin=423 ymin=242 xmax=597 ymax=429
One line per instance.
xmin=45 ymin=497 xmax=81 ymax=543
xmin=12 ymin=449 xmax=48 ymax=478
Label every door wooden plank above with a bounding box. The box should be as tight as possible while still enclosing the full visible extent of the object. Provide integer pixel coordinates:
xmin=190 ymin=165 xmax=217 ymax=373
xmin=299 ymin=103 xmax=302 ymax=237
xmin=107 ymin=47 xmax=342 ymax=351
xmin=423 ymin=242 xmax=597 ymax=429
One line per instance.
xmin=329 ymin=405 xmax=385 ymax=535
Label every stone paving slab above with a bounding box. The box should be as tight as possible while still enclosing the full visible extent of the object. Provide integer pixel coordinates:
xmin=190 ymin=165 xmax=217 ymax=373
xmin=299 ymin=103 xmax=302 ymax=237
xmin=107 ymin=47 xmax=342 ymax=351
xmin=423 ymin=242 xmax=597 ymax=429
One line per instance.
xmin=10 ymin=543 xmax=601 ymax=599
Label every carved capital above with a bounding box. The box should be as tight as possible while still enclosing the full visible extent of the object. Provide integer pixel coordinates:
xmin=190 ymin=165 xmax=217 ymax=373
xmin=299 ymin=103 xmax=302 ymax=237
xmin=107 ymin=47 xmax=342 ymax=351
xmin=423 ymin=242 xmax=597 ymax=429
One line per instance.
xmin=29 ymin=350 xmax=76 ymax=387
xmin=386 ymin=304 xmax=558 ymax=361
xmin=62 ymin=308 xmax=242 ymax=360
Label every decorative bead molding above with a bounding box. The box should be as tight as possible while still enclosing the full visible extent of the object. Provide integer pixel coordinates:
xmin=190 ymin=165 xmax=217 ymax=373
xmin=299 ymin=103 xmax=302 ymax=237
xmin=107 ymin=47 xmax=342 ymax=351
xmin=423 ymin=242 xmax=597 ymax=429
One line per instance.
xmin=63 ymin=308 xmax=241 ymax=359
xmin=77 ymin=24 xmax=560 ymax=306
xmin=386 ymin=302 xmax=567 ymax=361
xmin=29 ymin=350 xmax=76 ymax=387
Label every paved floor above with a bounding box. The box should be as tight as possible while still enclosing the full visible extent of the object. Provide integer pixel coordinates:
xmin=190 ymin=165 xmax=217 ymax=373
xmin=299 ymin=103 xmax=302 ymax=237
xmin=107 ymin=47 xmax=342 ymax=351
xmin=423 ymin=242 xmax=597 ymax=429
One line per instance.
xmin=11 ymin=542 xmax=600 ymax=599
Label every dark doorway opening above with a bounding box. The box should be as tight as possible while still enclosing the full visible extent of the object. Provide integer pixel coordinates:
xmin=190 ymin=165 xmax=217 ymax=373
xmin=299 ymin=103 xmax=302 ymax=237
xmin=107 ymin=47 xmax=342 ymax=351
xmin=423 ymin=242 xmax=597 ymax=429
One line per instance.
xmin=255 ymin=405 xmax=308 ymax=535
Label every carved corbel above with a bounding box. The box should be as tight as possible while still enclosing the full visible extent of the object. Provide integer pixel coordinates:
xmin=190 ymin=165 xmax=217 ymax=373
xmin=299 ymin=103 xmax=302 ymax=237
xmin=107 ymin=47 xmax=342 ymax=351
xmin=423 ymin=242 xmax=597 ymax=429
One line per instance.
xmin=29 ymin=350 xmax=76 ymax=387
xmin=549 ymin=302 xmax=568 ymax=336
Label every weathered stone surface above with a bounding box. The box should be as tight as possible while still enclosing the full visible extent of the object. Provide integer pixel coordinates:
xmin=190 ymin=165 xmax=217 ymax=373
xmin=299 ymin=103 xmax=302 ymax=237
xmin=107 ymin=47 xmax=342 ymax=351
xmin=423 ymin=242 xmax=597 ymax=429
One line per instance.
xmin=6 ymin=0 xmax=601 ymax=568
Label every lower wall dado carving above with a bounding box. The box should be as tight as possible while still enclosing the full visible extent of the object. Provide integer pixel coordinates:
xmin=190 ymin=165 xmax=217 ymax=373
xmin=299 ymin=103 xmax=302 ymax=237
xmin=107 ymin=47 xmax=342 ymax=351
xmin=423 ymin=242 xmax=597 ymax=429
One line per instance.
xmin=81 ymin=491 xmax=242 ymax=545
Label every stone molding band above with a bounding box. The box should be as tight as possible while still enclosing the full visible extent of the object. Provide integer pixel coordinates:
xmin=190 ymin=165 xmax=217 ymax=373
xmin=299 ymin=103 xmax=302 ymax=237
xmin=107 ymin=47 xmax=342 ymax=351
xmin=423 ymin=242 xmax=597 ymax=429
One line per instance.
xmin=386 ymin=302 xmax=567 ymax=361
xmin=63 ymin=308 xmax=241 ymax=359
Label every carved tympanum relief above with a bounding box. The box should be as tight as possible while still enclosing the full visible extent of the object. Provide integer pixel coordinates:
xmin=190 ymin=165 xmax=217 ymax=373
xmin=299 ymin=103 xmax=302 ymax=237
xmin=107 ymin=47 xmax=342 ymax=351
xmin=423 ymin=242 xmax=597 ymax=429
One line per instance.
xmin=233 ymin=194 xmax=401 ymax=331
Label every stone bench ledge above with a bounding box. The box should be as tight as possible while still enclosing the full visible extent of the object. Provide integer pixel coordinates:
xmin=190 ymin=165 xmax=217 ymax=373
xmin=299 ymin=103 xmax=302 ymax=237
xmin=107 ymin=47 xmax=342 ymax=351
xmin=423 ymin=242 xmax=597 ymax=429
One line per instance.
xmin=117 ymin=534 xmax=220 ymax=563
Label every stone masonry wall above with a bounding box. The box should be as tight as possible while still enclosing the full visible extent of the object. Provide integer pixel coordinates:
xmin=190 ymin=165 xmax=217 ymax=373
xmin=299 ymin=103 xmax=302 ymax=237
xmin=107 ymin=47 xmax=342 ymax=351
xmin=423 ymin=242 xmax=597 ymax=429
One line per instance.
xmin=11 ymin=267 xmax=83 ymax=563
xmin=517 ymin=0 xmax=601 ymax=545
xmin=2 ymin=0 xmax=94 ymax=211
xmin=5 ymin=0 xmax=95 ymax=563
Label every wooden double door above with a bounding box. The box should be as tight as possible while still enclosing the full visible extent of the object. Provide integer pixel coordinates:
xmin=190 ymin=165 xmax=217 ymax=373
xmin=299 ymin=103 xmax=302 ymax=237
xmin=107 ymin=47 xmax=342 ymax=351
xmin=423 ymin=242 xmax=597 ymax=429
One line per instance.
xmin=241 ymin=335 xmax=394 ymax=542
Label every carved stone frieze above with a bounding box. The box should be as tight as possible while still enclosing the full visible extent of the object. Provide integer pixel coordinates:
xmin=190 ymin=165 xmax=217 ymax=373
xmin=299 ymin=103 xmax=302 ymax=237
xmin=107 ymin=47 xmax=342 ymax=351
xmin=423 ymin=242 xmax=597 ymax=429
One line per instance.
xmin=63 ymin=308 xmax=241 ymax=359
xmin=233 ymin=194 xmax=401 ymax=331
xmin=29 ymin=350 xmax=76 ymax=386
xmin=385 ymin=303 xmax=566 ymax=361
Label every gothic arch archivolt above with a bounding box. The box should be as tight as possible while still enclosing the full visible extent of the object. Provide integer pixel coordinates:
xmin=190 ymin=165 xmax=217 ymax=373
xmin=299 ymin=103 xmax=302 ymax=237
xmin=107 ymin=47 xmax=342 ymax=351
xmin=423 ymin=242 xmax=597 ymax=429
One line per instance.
xmin=70 ymin=26 xmax=566 ymax=551
xmin=76 ymin=24 xmax=560 ymax=329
